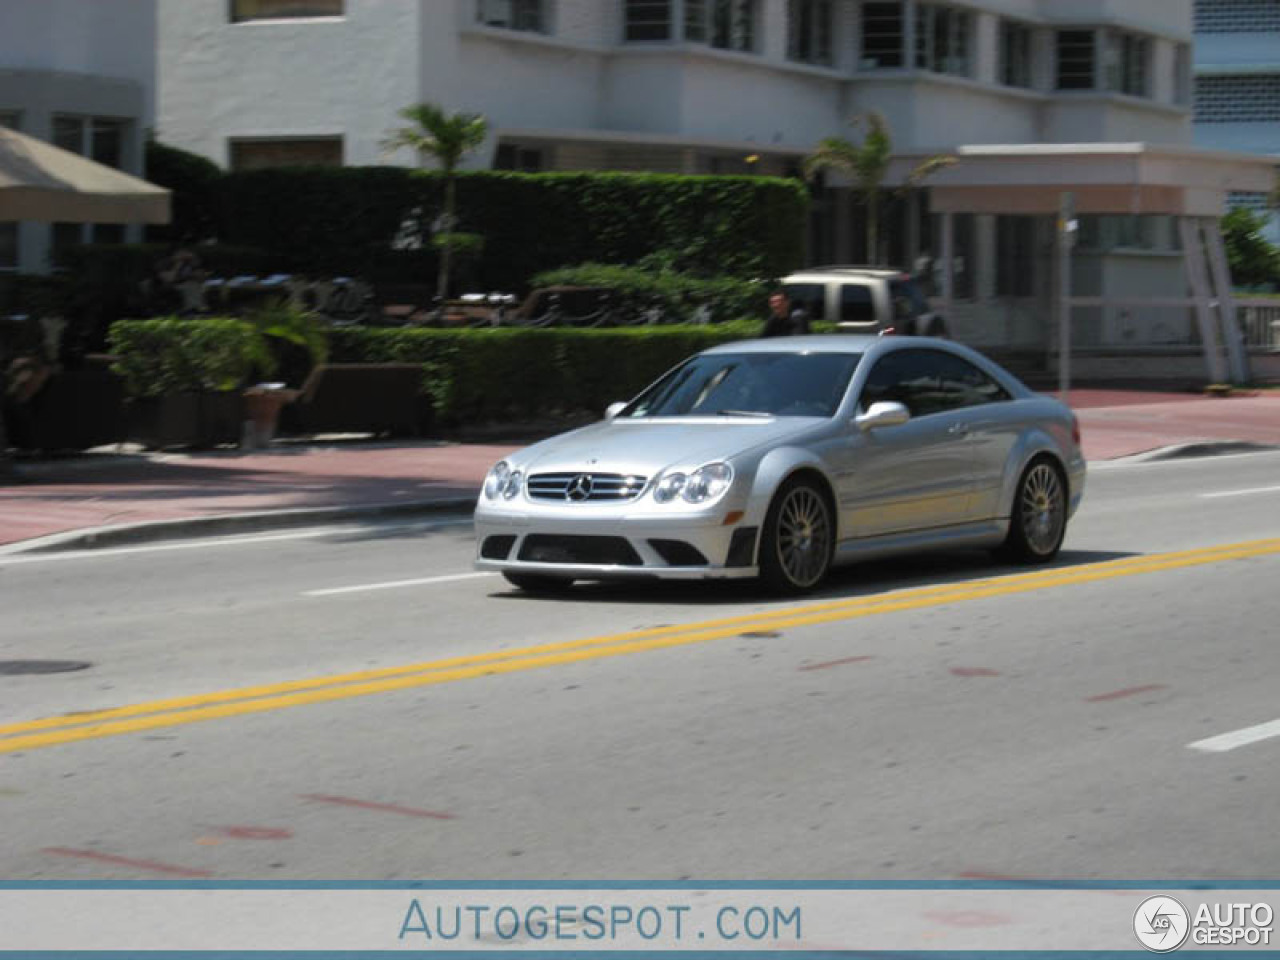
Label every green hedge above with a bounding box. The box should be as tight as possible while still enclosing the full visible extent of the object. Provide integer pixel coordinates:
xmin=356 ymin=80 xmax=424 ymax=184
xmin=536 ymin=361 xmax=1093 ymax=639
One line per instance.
xmin=144 ymin=140 xmax=223 ymax=244
xmin=328 ymin=324 xmax=760 ymax=423
xmin=108 ymin=317 xmax=269 ymax=397
xmin=529 ymin=263 xmax=768 ymax=323
xmin=217 ymin=169 xmax=808 ymax=289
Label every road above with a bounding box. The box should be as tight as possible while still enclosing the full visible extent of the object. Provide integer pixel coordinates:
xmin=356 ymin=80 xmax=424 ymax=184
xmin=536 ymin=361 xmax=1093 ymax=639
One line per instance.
xmin=1 ymin=450 xmax=1279 ymax=881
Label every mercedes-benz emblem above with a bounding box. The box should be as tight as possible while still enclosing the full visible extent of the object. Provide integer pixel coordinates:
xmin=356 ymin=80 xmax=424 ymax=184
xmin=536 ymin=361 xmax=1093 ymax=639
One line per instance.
xmin=566 ymin=474 xmax=594 ymax=502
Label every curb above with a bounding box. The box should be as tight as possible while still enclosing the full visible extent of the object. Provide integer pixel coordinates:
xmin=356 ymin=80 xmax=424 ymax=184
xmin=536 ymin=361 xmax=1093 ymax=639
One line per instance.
xmin=0 ymin=496 xmax=478 ymax=556
xmin=1122 ymin=441 xmax=1279 ymax=463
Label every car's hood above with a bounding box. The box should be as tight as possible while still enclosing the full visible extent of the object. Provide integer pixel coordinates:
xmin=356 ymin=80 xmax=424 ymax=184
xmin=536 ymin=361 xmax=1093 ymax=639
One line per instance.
xmin=514 ymin=417 xmax=815 ymax=477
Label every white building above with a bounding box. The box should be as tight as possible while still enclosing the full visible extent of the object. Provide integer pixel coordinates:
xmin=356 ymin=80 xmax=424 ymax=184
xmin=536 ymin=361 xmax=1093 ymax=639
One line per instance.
xmin=1193 ymin=0 xmax=1280 ymax=244
xmin=0 ymin=0 xmax=156 ymax=273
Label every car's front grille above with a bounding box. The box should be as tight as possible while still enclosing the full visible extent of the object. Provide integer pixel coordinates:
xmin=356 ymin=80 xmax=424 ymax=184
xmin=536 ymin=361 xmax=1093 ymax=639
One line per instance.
xmin=518 ymin=535 xmax=643 ymax=566
xmin=527 ymin=472 xmax=647 ymax=502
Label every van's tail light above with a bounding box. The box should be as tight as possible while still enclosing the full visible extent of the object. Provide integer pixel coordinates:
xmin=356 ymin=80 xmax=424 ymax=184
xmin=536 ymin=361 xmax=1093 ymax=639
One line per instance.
xmin=1071 ymin=414 xmax=1081 ymax=449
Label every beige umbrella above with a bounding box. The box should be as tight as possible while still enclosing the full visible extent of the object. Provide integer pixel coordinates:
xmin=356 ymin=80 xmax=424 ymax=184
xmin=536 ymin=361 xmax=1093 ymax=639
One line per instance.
xmin=0 ymin=126 xmax=170 ymax=224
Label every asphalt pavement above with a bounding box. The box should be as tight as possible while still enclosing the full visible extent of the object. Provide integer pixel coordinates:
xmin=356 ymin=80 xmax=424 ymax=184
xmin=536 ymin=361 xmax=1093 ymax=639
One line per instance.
xmin=1 ymin=387 xmax=1278 ymax=553
xmin=1 ymin=448 xmax=1279 ymax=879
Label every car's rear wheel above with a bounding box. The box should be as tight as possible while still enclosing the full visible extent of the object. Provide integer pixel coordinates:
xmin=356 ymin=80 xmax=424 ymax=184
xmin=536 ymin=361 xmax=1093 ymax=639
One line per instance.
xmin=759 ymin=477 xmax=833 ymax=594
xmin=1000 ymin=456 xmax=1067 ymax=563
xmin=503 ymin=572 xmax=575 ymax=593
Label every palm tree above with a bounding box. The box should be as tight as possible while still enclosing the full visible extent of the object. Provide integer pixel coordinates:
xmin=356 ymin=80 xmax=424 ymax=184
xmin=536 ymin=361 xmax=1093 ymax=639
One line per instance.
xmin=804 ymin=111 xmax=955 ymax=265
xmin=382 ymin=103 xmax=489 ymax=302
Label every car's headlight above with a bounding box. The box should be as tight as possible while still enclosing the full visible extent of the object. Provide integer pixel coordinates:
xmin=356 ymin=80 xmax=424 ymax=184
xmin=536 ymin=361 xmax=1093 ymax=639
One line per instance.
xmin=502 ymin=470 xmax=522 ymax=500
xmin=682 ymin=463 xmax=733 ymax=503
xmin=653 ymin=472 xmax=687 ymax=504
xmin=483 ymin=461 xmax=511 ymax=500
xmin=653 ymin=463 xmax=733 ymax=505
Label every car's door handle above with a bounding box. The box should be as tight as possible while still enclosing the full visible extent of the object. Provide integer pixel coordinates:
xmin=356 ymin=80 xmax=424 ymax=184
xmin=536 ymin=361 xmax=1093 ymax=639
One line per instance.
xmin=947 ymin=422 xmax=971 ymax=437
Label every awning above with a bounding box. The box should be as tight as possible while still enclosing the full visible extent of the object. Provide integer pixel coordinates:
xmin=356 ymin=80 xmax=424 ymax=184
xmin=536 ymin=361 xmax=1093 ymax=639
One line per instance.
xmin=0 ymin=126 xmax=171 ymax=224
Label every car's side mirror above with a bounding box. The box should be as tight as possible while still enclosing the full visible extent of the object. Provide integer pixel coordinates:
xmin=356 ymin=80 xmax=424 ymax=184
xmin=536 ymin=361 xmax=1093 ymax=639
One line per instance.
xmin=605 ymin=401 xmax=627 ymax=420
xmin=855 ymin=401 xmax=910 ymax=432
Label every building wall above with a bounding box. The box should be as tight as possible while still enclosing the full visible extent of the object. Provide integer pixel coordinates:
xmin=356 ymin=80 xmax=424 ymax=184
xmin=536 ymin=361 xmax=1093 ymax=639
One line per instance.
xmin=0 ymin=0 xmax=155 ymax=271
xmin=1192 ymin=0 xmax=1280 ymax=243
xmin=158 ymin=0 xmax=421 ymax=168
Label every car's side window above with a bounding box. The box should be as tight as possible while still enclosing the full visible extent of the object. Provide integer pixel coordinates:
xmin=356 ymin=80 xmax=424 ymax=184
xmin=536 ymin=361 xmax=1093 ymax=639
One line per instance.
xmin=932 ymin=352 xmax=1012 ymax=408
xmin=782 ymin=283 xmax=825 ymax=321
xmin=839 ymin=283 xmax=876 ymax=323
xmin=860 ymin=350 xmax=1010 ymax=418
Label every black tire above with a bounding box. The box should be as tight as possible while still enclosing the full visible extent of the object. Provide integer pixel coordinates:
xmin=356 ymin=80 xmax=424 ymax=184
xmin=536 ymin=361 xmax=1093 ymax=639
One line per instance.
xmin=759 ymin=477 xmax=834 ymax=594
xmin=999 ymin=456 xmax=1068 ymax=564
xmin=502 ymin=572 xmax=576 ymax=593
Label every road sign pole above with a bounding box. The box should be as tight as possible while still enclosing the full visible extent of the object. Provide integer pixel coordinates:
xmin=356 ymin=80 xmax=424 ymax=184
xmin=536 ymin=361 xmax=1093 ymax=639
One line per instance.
xmin=1058 ymin=192 xmax=1075 ymax=402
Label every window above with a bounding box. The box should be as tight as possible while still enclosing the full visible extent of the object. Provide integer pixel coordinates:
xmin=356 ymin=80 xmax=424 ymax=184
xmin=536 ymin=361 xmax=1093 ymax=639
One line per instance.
xmin=782 ymin=283 xmax=826 ymax=321
xmin=50 ymin=116 xmax=128 ymax=247
xmin=995 ymin=217 xmax=1036 ymax=297
xmin=839 ymin=284 xmax=876 ymax=324
xmin=860 ymin=349 xmax=1008 ymax=418
xmin=495 ymin=143 xmax=544 ymax=171
xmin=861 ymin=2 xmax=904 ymax=68
xmin=1105 ymin=31 xmax=1150 ymax=97
xmin=999 ymin=20 xmax=1033 ymax=88
xmin=915 ymin=3 xmax=971 ymax=77
xmin=787 ymin=0 xmax=833 ymax=65
xmin=230 ymin=0 xmax=342 ymax=22
xmin=1056 ymin=29 xmax=1095 ymax=89
xmin=686 ymin=0 xmax=758 ymax=52
xmin=1195 ymin=74 xmax=1280 ymax=123
xmin=476 ymin=0 xmax=545 ymax=32
xmin=622 ymin=352 xmax=861 ymax=419
xmin=229 ymin=137 xmax=343 ymax=170
xmin=1195 ymin=0 xmax=1280 ymax=34
xmin=625 ymin=0 xmax=671 ymax=40
xmin=0 ymin=114 xmax=15 ymax=269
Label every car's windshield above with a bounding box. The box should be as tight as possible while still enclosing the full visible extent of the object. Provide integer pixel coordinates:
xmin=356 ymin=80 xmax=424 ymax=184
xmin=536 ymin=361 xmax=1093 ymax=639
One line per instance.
xmin=621 ymin=352 xmax=862 ymax=419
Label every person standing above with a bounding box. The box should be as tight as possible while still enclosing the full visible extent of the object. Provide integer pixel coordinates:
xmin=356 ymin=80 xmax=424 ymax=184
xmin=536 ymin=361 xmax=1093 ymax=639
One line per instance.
xmin=761 ymin=291 xmax=810 ymax=338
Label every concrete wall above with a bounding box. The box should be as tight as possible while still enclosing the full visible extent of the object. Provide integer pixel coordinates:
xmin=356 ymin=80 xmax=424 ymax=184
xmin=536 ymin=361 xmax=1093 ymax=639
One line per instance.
xmin=158 ymin=0 xmax=421 ymax=168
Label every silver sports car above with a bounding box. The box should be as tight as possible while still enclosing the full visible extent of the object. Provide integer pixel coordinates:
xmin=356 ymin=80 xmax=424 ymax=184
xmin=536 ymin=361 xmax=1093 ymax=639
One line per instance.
xmin=475 ymin=335 xmax=1085 ymax=594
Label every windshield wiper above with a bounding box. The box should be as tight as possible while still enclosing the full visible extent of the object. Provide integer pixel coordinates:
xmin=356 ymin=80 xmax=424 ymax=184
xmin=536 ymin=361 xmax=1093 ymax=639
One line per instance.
xmin=714 ymin=409 xmax=774 ymax=418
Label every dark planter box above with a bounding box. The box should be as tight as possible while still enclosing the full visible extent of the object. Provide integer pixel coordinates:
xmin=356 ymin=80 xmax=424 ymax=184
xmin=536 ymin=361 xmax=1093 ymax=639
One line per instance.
xmin=4 ymin=368 xmax=127 ymax=451
xmin=128 ymin=392 xmax=244 ymax=449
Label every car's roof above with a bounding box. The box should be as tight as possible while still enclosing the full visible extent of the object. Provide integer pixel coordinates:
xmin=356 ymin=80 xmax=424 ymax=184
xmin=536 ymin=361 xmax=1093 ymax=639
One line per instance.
xmin=701 ymin=335 xmax=878 ymax=355
xmin=783 ymin=266 xmax=906 ymax=280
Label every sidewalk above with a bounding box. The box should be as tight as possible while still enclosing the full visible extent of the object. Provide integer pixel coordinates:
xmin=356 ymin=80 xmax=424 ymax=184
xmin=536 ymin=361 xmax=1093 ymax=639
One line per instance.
xmin=1 ymin=390 xmax=1277 ymax=551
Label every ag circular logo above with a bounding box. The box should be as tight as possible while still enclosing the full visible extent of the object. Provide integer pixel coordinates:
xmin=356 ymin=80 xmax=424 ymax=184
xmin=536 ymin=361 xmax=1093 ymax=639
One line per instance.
xmin=1135 ymin=896 xmax=1190 ymax=952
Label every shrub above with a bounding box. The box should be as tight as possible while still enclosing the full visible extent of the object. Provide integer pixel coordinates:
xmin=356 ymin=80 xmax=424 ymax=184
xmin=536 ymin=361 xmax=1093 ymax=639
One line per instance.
xmin=216 ymin=169 xmax=809 ymax=290
xmin=529 ymin=263 xmax=768 ymax=323
xmin=327 ymin=324 xmax=759 ymax=424
xmin=108 ymin=317 xmax=270 ymax=397
xmin=144 ymin=140 xmax=224 ymax=243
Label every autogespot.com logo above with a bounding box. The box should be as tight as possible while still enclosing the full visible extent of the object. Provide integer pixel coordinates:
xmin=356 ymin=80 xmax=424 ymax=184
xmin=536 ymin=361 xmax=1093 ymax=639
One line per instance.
xmin=1135 ymin=896 xmax=1191 ymax=952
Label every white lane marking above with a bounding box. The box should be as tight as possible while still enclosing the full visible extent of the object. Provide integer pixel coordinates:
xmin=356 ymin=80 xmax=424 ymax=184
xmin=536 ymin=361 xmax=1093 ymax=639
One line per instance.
xmin=305 ymin=572 xmax=497 ymax=597
xmin=0 ymin=519 xmax=469 ymax=566
xmin=1188 ymin=718 xmax=1280 ymax=753
xmin=1200 ymin=484 xmax=1280 ymax=500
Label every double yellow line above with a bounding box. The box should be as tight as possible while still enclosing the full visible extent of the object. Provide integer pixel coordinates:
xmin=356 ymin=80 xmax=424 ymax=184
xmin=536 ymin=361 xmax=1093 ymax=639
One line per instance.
xmin=4 ymin=537 xmax=1279 ymax=756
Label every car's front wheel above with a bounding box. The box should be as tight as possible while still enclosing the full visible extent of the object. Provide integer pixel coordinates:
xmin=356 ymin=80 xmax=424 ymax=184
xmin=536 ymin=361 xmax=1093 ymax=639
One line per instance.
xmin=759 ymin=477 xmax=834 ymax=594
xmin=503 ymin=572 xmax=575 ymax=593
xmin=1000 ymin=456 xmax=1067 ymax=563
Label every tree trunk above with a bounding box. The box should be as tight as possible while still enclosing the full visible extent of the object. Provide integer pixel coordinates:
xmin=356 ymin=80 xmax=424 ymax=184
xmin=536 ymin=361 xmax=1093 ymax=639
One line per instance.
xmin=435 ymin=175 xmax=456 ymax=303
xmin=866 ymin=190 xmax=880 ymax=266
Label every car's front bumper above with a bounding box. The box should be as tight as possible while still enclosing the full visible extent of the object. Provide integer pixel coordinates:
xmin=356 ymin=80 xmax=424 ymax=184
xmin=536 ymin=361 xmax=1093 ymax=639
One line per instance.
xmin=474 ymin=500 xmax=760 ymax=581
